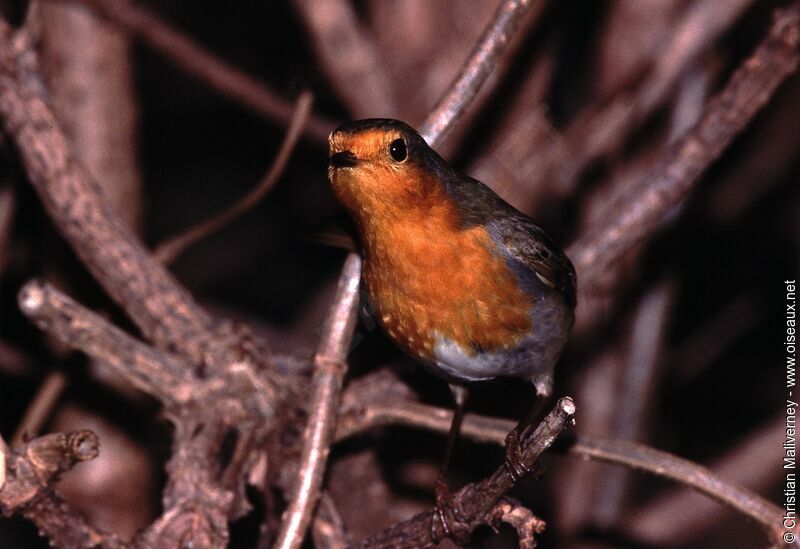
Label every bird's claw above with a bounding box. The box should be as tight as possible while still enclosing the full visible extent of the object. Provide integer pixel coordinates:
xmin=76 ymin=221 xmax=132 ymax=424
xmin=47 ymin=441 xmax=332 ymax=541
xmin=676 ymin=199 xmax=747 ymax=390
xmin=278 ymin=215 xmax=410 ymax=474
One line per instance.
xmin=504 ymin=425 xmax=534 ymax=483
xmin=430 ymin=476 xmax=471 ymax=545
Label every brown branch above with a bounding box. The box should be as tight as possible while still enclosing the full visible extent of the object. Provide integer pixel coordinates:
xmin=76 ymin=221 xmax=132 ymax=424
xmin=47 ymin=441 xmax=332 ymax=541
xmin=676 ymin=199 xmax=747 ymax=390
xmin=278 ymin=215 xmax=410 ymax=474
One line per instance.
xmin=572 ymin=436 xmax=786 ymax=545
xmin=419 ymin=0 xmax=542 ymax=148
xmin=41 ymin=0 xmax=143 ymax=231
xmin=335 ymin=397 xmax=786 ymax=546
xmin=569 ymin=5 xmax=800 ymax=288
xmin=627 ymin=414 xmax=787 ymax=545
xmin=592 ymin=279 xmax=674 ymax=527
xmin=0 ymin=184 xmax=13 ymax=275
xmin=18 ymin=279 xmax=191 ymax=407
xmin=292 ymin=0 xmax=396 ymax=118
xmin=360 ymin=397 xmax=575 ymax=547
xmin=155 ymin=91 xmax=314 ymax=264
xmin=526 ymin=0 xmax=756 ymax=201
xmin=76 ymin=0 xmax=335 ymax=143
xmin=275 ymin=2 xmax=542 ymax=545
xmin=275 ymin=253 xmax=362 ymax=549
xmin=12 ymin=371 xmax=67 ymax=444
xmin=0 ymin=429 xmax=126 ymax=548
xmin=311 ymin=493 xmax=350 ymax=549
xmin=0 ymin=18 xmax=277 ymax=373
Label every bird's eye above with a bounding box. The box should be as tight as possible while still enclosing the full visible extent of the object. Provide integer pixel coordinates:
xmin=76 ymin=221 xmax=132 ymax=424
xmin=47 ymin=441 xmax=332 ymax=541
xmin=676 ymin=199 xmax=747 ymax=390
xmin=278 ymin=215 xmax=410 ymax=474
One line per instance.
xmin=389 ymin=138 xmax=407 ymax=162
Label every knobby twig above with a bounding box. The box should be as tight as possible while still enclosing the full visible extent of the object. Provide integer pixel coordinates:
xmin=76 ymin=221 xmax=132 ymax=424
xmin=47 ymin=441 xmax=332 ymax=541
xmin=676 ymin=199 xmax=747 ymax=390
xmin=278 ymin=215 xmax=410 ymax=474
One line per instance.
xmin=569 ymin=5 xmax=800 ymax=288
xmin=360 ymin=397 xmax=575 ymax=548
xmin=292 ymin=0 xmax=396 ymax=118
xmin=488 ymin=499 xmax=546 ymax=549
xmin=335 ymin=396 xmax=786 ymax=545
xmin=154 ymin=91 xmax=314 ymax=264
xmin=419 ymin=0 xmax=541 ymax=148
xmin=76 ymin=0 xmax=334 ymax=143
xmin=275 ymin=253 xmax=362 ymax=549
xmin=0 ymin=429 xmax=127 ymax=548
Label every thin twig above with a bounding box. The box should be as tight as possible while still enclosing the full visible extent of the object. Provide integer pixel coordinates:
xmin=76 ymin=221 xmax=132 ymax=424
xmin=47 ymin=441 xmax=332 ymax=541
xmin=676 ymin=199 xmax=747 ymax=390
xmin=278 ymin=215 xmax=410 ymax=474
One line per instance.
xmin=154 ymin=91 xmax=314 ymax=264
xmin=0 ymin=185 xmax=13 ymax=275
xmin=526 ymin=0 xmax=756 ymax=201
xmin=593 ymin=279 xmax=674 ymax=527
xmin=419 ymin=0 xmax=541 ymax=148
xmin=275 ymin=253 xmax=362 ymax=549
xmin=292 ymin=0 xmax=396 ymax=118
xmin=12 ymin=370 xmax=67 ymax=444
xmin=627 ymin=414 xmax=788 ymax=545
xmin=18 ymin=280 xmax=191 ymax=406
xmin=360 ymin=397 xmax=575 ymax=547
xmin=335 ymin=397 xmax=786 ymax=546
xmin=569 ymin=5 xmax=800 ymax=288
xmin=76 ymin=0 xmax=334 ymax=143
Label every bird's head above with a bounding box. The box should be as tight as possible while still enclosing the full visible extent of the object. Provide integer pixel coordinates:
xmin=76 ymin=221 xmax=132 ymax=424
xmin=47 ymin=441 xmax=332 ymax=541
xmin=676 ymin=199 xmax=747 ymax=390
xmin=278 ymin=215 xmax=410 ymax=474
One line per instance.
xmin=328 ymin=119 xmax=450 ymax=225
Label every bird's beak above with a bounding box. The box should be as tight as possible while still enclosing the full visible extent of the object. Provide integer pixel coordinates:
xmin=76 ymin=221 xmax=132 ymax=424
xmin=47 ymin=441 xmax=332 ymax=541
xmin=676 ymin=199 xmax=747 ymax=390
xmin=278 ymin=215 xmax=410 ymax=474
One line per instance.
xmin=329 ymin=150 xmax=358 ymax=168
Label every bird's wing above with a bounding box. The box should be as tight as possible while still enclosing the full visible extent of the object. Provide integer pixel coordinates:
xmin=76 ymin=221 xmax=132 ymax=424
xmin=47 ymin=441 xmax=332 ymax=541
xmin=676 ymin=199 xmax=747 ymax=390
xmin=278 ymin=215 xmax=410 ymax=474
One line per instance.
xmin=444 ymin=173 xmax=577 ymax=306
xmin=487 ymin=214 xmax=577 ymax=308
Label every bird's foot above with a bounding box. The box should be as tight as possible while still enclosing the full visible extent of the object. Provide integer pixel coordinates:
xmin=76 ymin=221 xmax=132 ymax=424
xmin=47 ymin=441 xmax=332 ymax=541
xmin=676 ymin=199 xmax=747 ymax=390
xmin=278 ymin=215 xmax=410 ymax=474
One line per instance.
xmin=430 ymin=476 xmax=471 ymax=546
xmin=504 ymin=425 xmax=536 ymax=483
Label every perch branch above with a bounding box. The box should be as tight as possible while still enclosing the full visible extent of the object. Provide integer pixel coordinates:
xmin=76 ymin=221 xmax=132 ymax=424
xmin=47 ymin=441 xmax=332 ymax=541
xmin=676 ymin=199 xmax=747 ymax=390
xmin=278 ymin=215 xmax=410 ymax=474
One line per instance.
xmin=277 ymin=0 xmax=540 ymax=544
xmin=0 ymin=429 xmax=126 ymax=548
xmin=275 ymin=253 xmax=362 ymax=549
xmin=569 ymin=5 xmax=800 ymax=287
xmin=419 ymin=0 xmax=541 ymax=148
xmin=155 ymin=90 xmax=314 ymax=264
xmin=336 ymin=397 xmax=786 ymax=545
xmin=76 ymin=0 xmax=335 ymax=143
xmin=360 ymin=397 xmax=575 ymax=547
xmin=18 ymin=280 xmax=191 ymax=406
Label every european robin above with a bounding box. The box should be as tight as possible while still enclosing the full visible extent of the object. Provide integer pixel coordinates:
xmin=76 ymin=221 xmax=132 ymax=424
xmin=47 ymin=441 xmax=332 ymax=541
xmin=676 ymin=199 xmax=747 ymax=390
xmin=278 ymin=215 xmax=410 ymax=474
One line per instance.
xmin=327 ymin=119 xmax=576 ymax=540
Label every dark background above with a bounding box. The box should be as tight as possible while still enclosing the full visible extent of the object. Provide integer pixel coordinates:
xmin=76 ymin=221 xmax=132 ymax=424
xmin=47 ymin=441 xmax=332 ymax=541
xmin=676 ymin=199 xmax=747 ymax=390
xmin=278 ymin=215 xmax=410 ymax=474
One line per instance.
xmin=0 ymin=0 xmax=798 ymax=547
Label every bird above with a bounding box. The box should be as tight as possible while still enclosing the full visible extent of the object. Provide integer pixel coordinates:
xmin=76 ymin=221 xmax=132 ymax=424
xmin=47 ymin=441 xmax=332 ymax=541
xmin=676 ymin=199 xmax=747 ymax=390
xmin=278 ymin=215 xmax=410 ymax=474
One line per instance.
xmin=327 ymin=118 xmax=576 ymax=541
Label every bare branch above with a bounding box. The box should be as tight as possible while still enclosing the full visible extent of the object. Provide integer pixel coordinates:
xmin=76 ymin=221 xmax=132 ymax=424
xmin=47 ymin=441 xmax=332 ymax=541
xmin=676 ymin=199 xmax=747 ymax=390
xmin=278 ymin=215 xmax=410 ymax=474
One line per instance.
xmin=360 ymin=397 xmax=575 ymax=547
xmin=0 ymin=19 xmax=277 ymax=372
xmin=12 ymin=371 xmax=67 ymax=444
xmin=18 ymin=279 xmax=191 ymax=406
xmin=527 ymin=0 xmax=757 ymax=200
xmin=569 ymin=5 xmax=800 ymax=288
xmin=336 ymin=396 xmax=786 ymax=546
xmin=292 ymin=0 xmax=396 ymax=118
xmin=275 ymin=253 xmax=362 ymax=549
xmin=155 ymin=91 xmax=314 ymax=264
xmin=419 ymin=0 xmax=542 ymax=148
xmin=77 ymin=0 xmax=334 ymax=143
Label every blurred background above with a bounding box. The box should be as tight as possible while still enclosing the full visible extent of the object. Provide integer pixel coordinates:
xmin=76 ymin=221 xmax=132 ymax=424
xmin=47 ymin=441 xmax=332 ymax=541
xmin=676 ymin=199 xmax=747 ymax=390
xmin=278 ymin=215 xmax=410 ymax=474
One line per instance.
xmin=0 ymin=0 xmax=798 ymax=547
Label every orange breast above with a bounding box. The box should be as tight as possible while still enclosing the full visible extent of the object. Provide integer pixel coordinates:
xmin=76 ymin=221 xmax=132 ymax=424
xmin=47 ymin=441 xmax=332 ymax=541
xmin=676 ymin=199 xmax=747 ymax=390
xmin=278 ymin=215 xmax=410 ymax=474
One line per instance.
xmin=361 ymin=197 xmax=534 ymax=363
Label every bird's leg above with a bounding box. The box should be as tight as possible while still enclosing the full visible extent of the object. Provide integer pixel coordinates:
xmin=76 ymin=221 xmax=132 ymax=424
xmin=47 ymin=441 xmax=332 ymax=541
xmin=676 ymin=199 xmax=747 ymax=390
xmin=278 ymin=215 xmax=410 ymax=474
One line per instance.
xmin=504 ymin=390 xmax=548 ymax=483
xmin=431 ymin=384 xmax=471 ymax=545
